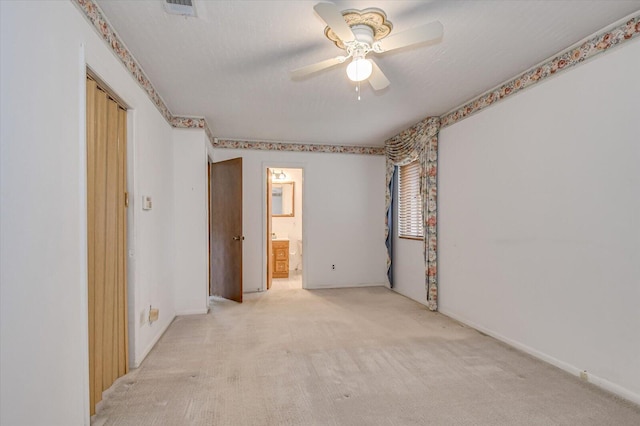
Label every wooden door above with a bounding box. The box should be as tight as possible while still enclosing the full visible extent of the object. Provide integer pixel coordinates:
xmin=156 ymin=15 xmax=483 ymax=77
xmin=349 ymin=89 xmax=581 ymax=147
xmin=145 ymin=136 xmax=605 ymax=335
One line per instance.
xmin=210 ymin=158 xmax=243 ymax=302
xmin=266 ymin=168 xmax=273 ymax=290
xmin=86 ymin=76 xmax=128 ymax=415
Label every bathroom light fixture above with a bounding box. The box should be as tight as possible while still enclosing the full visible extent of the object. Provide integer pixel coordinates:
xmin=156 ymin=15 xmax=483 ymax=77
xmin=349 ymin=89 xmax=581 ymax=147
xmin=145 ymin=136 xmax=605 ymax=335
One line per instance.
xmin=272 ymin=170 xmax=287 ymax=181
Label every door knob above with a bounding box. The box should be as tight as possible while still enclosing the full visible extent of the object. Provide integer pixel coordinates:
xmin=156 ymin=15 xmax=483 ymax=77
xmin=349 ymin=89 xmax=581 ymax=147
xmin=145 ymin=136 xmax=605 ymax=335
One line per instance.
xmin=233 ymin=235 xmax=245 ymax=241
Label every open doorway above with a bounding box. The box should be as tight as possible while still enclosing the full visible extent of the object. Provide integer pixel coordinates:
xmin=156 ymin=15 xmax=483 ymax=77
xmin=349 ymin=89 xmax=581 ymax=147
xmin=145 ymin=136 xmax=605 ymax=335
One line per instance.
xmin=266 ymin=167 xmax=304 ymax=290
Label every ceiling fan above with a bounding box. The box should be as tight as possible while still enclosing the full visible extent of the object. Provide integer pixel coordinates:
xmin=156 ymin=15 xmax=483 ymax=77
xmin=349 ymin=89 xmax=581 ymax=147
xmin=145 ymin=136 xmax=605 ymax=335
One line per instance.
xmin=291 ymin=2 xmax=444 ymax=91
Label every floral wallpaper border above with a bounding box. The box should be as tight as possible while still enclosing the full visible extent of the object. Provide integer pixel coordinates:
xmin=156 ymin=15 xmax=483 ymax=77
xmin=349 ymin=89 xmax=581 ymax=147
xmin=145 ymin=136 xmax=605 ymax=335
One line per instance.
xmin=72 ymin=0 xmax=383 ymax=156
xmin=214 ymin=139 xmax=384 ymax=155
xmin=73 ymin=0 xmax=173 ymax=124
xmin=440 ymin=14 xmax=640 ymax=128
xmin=170 ymin=116 xmax=206 ymax=129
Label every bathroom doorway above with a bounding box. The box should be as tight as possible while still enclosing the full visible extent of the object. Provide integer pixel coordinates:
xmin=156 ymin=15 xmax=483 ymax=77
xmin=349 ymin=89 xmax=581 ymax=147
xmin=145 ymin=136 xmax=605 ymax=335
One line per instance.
xmin=266 ymin=167 xmax=304 ymax=290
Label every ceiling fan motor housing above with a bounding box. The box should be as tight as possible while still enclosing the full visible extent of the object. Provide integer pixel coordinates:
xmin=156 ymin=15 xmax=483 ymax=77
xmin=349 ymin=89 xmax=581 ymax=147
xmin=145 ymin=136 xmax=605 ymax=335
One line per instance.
xmin=346 ymin=25 xmax=375 ymax=60
xmin=352 ymin=25 xmax=374 ymax=45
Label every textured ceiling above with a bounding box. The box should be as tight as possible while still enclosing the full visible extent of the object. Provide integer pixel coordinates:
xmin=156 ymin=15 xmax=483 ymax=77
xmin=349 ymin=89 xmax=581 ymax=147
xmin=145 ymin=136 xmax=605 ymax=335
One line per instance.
xmin=95 ymin=0 xmax=640 ymax=146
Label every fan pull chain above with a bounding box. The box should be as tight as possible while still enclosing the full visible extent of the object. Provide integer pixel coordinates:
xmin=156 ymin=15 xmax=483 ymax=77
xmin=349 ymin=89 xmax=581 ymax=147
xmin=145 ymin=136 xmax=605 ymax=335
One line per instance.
xmin=356 ymin=81 xmax=361 ymax=101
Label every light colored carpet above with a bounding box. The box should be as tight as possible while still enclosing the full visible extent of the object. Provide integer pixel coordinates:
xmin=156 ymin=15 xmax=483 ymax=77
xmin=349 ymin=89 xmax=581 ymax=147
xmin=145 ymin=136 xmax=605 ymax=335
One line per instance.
xmin=93 ymin=286 xmax=640 ymax=425
xmin=270 ymin=271 xmax=303 ymax=290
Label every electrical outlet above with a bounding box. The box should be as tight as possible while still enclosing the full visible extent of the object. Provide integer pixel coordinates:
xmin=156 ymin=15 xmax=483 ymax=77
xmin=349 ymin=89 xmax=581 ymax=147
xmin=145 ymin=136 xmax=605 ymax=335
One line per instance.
xmin=580 ymin=371 xmax=589 ymax=381
xmin=332 ymin=264 xmax=335 ymax=270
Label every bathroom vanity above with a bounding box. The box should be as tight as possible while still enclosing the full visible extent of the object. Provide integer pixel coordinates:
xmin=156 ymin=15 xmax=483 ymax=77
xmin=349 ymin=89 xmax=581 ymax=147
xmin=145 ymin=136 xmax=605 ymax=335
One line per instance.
xmin=272 ymin=239 xmax=289 ymax=278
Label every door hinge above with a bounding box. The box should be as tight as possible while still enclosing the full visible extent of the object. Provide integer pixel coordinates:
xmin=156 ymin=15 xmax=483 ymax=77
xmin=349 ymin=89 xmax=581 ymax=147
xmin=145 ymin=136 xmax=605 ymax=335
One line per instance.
xmin=124 ymin=191 xmax=129 ymax=208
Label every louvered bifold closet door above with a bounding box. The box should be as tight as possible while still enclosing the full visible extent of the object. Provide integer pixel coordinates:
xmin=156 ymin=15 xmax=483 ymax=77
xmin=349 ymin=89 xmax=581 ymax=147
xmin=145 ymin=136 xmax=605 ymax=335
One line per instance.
xmin=86 ymin=77 xmax=129 ymax=415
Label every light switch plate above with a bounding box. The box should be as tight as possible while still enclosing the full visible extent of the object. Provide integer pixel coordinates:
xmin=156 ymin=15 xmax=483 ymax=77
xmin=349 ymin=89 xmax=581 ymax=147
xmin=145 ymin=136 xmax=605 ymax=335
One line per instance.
xmin=142 ymin=195 xmax=152 ymax=210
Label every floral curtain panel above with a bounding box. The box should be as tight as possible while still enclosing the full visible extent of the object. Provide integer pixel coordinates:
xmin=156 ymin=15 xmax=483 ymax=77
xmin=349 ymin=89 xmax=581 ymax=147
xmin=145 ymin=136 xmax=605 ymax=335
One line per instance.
xmin=385 ymin=167 xmax=396 ymax=287
xmin=384 ymin=117 xmax=440 ymax=311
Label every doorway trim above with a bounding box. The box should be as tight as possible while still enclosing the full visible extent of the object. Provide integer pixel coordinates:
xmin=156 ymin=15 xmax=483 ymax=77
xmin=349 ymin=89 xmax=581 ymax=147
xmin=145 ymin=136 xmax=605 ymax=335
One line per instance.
xmin=262 ymin=162 xmax=308 ymax=291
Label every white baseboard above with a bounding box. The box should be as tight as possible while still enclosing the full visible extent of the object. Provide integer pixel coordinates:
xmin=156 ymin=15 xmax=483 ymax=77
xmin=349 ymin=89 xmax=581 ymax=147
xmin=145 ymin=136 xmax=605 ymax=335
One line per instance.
xmin=391 ymin=287 xmax=429 ymax=307
xmin=307 ymin=282 xmax=386 ymax=290
xmin=132 ymin=314 xmax=176 ymax=368
xmin=175 ymin=308 xmax=209 ymax=316
xmin=439 ymin=307 xmax=640 ymax=406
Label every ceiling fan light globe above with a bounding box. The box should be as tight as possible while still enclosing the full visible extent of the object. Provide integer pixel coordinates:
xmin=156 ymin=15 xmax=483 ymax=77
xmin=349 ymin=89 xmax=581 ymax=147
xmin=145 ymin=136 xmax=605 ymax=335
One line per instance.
xmin=346 ymin=58 xmax=373 ymax=82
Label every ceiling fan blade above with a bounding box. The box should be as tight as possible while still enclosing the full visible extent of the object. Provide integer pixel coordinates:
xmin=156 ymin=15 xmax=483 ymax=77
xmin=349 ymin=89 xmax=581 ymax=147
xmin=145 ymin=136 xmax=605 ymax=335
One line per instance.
xmin=368 ymin=59 xmax=390 ymax=91
xmin=313 ymin=2 xmax=355 ymax=43
xmin=376 ymin=21 xmax=443 ymax=52
xmin=291 ymin=56 xmax=347 ymax=78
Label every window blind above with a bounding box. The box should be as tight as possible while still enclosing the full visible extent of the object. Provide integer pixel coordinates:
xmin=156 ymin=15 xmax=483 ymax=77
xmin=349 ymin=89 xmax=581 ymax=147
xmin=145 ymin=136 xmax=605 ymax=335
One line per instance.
xmin=398 ymin=161 xmax=423 ymax=239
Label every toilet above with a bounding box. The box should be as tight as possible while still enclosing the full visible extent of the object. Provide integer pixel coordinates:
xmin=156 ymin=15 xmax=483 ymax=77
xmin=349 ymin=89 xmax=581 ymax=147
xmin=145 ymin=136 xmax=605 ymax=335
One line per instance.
xmin=289 ymin=239 xmax=303 ymax=271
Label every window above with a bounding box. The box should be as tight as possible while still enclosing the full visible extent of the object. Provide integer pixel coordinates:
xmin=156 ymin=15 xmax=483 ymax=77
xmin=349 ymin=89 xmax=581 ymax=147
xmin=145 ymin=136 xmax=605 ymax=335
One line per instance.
xmin=398 ymin=161 xmax=423 ymax=239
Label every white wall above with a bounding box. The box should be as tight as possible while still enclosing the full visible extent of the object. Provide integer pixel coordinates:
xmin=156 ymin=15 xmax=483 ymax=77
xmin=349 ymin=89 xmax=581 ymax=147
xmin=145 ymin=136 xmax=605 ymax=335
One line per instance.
xmin=0 ymin=2 xmax=181 ymax=424
xmin=173 ymin=128 xmax=209 ymax=315
xmin=438 ymin=39 xmax=640 ymax=403
xmin=211 ymin=149 xmax=387 ymax=291
xmin=271 ymin=168 xmax=303 ymax=270
xmin=128 ymin=97 xmax=176 ymax=370
xmin=389 ymin=164 xmax=429 ymax=302
xmin=392 ymin=235 xmax=427 ymax=304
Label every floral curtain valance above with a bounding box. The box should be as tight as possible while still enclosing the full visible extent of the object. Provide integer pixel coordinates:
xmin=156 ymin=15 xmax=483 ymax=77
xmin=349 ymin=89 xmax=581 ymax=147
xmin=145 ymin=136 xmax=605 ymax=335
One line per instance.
xmin=386 ymin=117 xmax=439 ymax=160
xmin=384 ymin=117 xmax=440 ymax=311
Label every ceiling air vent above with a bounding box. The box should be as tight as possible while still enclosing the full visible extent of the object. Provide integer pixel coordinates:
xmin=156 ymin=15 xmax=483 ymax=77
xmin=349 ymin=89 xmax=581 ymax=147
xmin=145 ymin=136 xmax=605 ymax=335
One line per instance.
xmin=164 ymin=0 xmax=197 ymax=17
